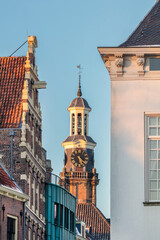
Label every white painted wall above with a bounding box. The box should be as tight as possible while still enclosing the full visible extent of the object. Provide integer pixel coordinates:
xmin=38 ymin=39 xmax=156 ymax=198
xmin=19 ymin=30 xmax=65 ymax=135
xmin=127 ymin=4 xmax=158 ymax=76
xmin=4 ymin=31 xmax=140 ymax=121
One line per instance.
xmin=110 ymin=55 xmax=160 ymax=240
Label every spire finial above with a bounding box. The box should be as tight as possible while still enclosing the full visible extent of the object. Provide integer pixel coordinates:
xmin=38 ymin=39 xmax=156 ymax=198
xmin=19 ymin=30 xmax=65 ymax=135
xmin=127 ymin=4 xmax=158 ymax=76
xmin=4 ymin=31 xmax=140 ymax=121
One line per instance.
xmin=77 ymin=65 xmax=82 ymax=97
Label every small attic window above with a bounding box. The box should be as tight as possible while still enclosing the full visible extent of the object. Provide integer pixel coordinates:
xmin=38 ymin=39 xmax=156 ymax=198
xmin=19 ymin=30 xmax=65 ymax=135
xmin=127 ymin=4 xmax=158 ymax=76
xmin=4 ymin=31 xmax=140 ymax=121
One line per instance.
xmin=150 ymin=58 xmax=160 ymax=71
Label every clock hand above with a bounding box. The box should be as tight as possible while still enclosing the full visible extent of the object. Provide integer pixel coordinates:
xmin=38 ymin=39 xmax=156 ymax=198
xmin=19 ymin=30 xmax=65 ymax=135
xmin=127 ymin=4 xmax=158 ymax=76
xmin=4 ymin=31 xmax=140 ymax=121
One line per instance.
xmin=77 ymin=156 xmax=84 ymax=164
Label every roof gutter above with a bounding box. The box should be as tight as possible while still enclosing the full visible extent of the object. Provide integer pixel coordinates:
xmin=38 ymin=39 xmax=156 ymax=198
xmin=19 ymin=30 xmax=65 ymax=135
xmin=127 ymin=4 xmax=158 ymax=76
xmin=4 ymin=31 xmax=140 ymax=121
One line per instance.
xmin=0 ymin=185 xmax=29 ymax=202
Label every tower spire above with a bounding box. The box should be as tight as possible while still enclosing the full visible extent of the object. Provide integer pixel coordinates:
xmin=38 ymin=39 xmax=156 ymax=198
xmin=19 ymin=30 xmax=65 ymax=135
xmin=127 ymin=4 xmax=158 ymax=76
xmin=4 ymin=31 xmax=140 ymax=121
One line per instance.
xmin=77 ymin=65 xmax=82 ymax=97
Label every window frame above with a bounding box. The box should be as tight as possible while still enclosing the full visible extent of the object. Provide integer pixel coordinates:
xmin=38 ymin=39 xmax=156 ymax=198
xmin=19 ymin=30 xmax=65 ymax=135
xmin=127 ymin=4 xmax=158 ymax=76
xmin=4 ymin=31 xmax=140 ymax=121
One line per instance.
xmin=150 ymin=58 xmax=160 ymax=71
xmin=145 ymin=113 xmax=160 ymax=203
xmin=7 ymin=214 xmax=18 ymax=240
xmin=54 ymin=203 xmax=59 ymax=225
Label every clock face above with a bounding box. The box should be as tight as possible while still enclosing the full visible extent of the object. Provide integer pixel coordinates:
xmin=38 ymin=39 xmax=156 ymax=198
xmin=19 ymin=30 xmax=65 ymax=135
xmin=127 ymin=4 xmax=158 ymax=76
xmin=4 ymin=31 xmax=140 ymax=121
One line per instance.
xmin=71 ymin=149 xmax=89 ymax=167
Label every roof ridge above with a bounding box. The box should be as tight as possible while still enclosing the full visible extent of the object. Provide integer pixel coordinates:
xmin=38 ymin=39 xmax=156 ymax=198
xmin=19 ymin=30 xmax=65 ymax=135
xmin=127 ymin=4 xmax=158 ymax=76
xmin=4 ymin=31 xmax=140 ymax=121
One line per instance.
xmin=90 ymin=203 xmax=110 ymax=227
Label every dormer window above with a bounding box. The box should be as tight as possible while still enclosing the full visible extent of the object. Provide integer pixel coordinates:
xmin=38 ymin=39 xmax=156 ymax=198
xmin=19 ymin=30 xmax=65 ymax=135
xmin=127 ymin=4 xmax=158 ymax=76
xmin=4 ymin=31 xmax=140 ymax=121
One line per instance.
xmin=150 ymin=58 xmax=160 ymax=71
xmin=72 ymin=114 xmax=75 ymax=135
xmin=78 ymin=113 xmax=82 ymax=135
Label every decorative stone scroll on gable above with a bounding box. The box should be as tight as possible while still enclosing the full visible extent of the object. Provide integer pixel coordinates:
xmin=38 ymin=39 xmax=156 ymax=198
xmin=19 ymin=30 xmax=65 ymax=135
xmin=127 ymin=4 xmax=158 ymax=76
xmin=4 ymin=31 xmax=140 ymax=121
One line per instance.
xmin=136 ymin=54 xmax=145 ymax=76
xmin=115 ymin=54 xmax=123 ymax=76
xmin=104 ymin=57 xmax=111 ymax=73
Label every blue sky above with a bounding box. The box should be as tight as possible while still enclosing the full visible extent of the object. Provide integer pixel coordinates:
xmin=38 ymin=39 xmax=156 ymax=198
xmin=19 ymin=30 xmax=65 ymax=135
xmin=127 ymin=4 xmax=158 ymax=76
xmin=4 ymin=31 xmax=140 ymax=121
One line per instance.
xmin=1 ymin=0 xmax=156 ymax=218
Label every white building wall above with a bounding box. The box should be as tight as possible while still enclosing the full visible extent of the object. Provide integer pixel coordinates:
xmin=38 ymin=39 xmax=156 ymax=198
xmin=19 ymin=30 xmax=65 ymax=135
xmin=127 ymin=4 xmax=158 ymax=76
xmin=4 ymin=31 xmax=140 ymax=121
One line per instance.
xmin=98 ymin=47 xmax=160 ymax=240
xmin=111 ymin=79 xmax=160 ymax=240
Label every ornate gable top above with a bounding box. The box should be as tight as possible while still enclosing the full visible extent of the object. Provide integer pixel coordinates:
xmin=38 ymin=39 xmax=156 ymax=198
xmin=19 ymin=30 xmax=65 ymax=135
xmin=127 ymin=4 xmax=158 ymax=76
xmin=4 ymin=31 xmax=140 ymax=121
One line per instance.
xmin=120 ymin=1 xmax=160 ymax=47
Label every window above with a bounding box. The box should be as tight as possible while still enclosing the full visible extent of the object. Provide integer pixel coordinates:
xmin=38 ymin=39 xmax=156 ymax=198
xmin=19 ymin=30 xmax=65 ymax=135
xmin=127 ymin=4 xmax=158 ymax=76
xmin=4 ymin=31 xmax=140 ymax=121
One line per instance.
xmin=146 ymin=116 xmax=160 ymax=201
xmin=76 ymin=223 xmax=81 ymax=235
xmin=54 ymin=203 xmax=59 ymax=225
xmin=78 ymin=113 xmax=82 ymax=135
xmin=37 ymin=183 xmax=39 ymax=216
xmin=60 ymin=205 xmax=63 ymax=227
xmin=64 ymin=207 xmax=69 ymax=229
xmin=7 ymin=216 xmax=17 ymax=240
xmin=70 ymin=211 xmax=75 ymax=233
xmin=32 ymin=178 xmax=35 ymax=211
xmin=72 ymin=114 xmax=75 ymax=135
xmin=28 ymin=173 xmax=31 ymax=207
xmin=150 ymin=58 xmax=160 ymax=71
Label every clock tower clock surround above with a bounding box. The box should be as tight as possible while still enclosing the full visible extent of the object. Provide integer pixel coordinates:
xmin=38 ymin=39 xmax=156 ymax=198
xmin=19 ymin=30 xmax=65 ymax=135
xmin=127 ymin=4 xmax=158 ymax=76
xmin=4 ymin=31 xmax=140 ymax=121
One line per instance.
xmin=60 ymin=80 xmax=99 ymax=205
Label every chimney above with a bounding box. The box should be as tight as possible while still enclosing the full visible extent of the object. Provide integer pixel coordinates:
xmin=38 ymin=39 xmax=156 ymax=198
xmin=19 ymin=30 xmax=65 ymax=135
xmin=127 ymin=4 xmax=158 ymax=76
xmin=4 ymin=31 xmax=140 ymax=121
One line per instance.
xmin=27 ymin=36 xmax=38 ymax=67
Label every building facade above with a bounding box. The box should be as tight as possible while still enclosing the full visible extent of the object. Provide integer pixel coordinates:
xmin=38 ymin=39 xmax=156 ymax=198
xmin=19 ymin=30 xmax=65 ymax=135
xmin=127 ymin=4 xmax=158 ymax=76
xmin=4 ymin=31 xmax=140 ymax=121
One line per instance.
xmin=60 ymin=81 xmax=110 ymax=239
xmin=0 ymin=36 xmax=47 ymax=239
xmin=76 ymin=220 xmax=86 ymax=240
xmin=45 ymin=174 xmax=76 ymax=240
xmin=0 ymin=163 xmax=28 ymax=240
xmin=99 ymin=1 xmax=160 ymax=239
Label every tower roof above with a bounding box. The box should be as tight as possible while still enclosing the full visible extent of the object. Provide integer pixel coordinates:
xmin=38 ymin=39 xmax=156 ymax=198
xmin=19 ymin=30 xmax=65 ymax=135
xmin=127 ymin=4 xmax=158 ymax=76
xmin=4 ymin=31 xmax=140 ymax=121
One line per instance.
xmin=120 ymin=1 xmax=160 ymax=47
xmin=62 ymin=134 xmax=96 ymax=144
xmin=68 ymin=97 xmax=91 ymax=109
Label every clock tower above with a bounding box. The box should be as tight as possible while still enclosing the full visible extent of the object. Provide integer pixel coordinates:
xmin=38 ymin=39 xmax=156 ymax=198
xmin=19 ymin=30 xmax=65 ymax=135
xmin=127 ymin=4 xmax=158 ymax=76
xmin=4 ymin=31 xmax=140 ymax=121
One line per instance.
xmin=60 ymin=80 xmax=99 ymax=205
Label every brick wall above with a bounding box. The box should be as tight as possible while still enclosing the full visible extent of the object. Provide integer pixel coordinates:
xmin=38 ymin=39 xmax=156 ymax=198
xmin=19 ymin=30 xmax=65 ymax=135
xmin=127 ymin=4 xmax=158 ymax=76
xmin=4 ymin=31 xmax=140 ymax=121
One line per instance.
xmin=0 ymin=195 xmax=24 ymax=240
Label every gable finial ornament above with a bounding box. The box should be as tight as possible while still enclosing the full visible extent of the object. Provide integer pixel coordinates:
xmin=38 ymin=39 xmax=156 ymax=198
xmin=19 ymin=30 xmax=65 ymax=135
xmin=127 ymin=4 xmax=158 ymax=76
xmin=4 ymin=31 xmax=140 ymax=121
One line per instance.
xmin=25 ymin=51 xmax=31 ymax=70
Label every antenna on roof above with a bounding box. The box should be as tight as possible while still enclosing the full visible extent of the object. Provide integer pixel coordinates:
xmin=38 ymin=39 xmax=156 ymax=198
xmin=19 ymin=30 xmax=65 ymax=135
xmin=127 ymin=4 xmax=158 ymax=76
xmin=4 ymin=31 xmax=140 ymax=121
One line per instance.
xmin=77 ymin=65 xmax=82 ymax=97
xmin=9 ymin=40 xmax=28 ymax=57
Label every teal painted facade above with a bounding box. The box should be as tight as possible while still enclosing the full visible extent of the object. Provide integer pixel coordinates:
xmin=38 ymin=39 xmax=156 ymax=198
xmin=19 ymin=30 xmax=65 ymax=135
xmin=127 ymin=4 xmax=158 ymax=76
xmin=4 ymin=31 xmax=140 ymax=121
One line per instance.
xmin=45 ymin=183 xmax=76 ymax=240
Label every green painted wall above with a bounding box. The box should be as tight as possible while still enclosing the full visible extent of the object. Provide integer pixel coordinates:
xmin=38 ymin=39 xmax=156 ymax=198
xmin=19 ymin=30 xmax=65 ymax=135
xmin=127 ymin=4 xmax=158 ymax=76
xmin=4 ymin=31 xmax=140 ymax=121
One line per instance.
xmin=45 ymin=183 xmax=76 ymax=240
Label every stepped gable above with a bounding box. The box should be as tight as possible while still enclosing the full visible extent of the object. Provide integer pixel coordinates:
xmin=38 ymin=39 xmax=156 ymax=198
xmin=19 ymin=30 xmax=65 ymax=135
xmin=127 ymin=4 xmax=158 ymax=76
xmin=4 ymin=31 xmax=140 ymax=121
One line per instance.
xmin=76 ymin=203 xmax=110 ymax=239
xmin=0 ymin=163 xmax=22 ymax=193
xmin=0 ymin=57 xmax=26 ymax=128
xmin=120 ymin=1 xmax=160 ymax=47
xmin=63 ymin=135 xmax=96 ymax=144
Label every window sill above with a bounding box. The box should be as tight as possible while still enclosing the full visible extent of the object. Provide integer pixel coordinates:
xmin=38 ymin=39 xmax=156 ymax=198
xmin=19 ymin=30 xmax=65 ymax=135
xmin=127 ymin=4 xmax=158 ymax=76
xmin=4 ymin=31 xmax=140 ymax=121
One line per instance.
xmin=143 ymin=202 xmax=160 ymax=206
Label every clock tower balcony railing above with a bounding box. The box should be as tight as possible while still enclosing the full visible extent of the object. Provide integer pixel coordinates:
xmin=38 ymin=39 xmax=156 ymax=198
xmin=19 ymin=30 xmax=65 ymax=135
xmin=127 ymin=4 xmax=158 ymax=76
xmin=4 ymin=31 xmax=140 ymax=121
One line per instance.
xmin=61 ymin=171 xmax=98 ymax=180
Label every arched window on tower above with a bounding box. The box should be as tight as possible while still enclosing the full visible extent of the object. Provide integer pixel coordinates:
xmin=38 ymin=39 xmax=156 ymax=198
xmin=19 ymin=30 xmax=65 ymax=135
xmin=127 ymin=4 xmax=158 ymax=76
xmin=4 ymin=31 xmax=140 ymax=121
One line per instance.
xmin=78 ymin=113 xmax=82 ymax=135
xmin=84 ymin=114 xmax=87 ymax=135
xmin=72 ymin=114 xmax=75 ymax=135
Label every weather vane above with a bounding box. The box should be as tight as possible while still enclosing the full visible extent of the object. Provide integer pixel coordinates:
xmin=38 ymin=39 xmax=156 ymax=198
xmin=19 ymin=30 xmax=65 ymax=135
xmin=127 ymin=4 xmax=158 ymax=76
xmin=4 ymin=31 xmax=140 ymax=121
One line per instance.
xmin=77 ymin=65 xmax=83 ymax=81
xmin=77 ymin=65 xmax=82 ymax=97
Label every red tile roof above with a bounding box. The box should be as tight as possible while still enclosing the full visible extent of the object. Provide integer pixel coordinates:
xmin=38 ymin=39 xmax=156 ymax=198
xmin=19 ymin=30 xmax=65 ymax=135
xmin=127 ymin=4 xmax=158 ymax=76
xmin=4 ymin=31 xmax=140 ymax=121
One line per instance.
xmin=0 ymin=57 xmax=26 ymax=128
xmin=76 ymin=203 xmax=110 ymax=239
xmin=0 ymin=164 xmax=22 ymax=192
